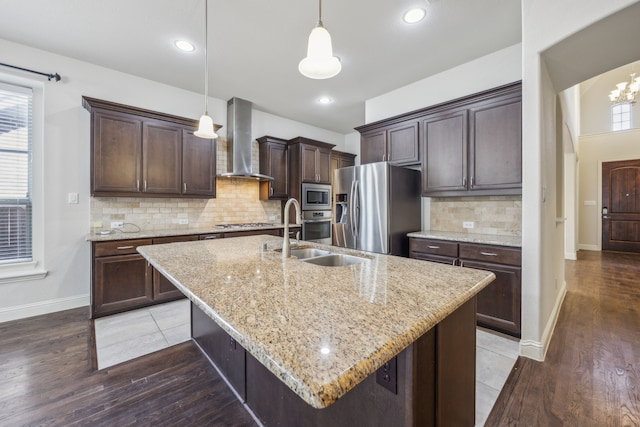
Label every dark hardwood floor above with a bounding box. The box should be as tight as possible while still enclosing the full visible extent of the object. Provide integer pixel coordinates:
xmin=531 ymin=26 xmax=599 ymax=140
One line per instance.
xmin=487 ymin=250 xmax=640 ymax=426
xmin=0 ymin=307 xmax=257 ymax=426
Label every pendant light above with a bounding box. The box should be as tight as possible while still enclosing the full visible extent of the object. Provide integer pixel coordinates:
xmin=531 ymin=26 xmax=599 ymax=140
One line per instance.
xmin=298 ymin=0 xmax=341 ymax=80
xmin=194 ymin=0 xmax=218 ymax=139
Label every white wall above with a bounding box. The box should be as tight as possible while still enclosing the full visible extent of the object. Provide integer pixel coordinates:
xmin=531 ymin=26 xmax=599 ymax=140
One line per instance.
xmin=521 ymin=0 xmax=640 ymax=361
xmin=0 ymin=38 xmax=349 ymax=322
xmin=365 ymin=43 xmax=522 ymax=124
xmin=578 ymin=129 xmax=640 ymax=249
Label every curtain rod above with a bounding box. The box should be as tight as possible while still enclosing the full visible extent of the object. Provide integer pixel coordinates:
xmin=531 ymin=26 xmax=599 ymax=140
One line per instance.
xmin=0 ymin=62 xmax=61 ymax=82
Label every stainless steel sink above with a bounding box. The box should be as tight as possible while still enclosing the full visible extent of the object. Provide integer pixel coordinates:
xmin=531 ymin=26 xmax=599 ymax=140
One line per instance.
xmin=290 ymin=248 xmax=332 ymax=259
xmin=301 ymin=254 xmax=367 ymax=267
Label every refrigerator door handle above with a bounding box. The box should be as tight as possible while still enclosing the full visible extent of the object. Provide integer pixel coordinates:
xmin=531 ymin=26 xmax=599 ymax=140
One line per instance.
xmin=353 ymin=180 xmax=360 ymax=239
xmin=349 ymin=179 xmax=357 ymax=237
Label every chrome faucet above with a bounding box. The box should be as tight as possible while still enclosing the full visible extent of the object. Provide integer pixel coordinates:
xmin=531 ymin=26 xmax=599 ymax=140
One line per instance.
xmin=282 ymin=197 xmax=302 ymax=258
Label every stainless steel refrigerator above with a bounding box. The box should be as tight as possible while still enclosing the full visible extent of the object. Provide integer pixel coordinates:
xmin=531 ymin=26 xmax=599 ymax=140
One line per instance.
xmin=333 ymin=162 xmax=421 ymax=256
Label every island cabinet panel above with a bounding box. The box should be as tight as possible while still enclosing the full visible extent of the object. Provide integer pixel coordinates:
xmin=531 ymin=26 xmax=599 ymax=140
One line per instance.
xmin=192 ymin=297 xmax=476 ymax=427
xmin=182 ymin=129 xmax=216 ymax=197
xmin=258 ymin=136 xmax=289 ymax=200
xmin=191 ymin=303 xmax=247 ymax=401
xmin=84 ymin=96 xmax=219 ymax=199
xmin=92 ymin=239 xmax=153 ymax=317
xmin=151 ymin=235 xmax=198 ymax=302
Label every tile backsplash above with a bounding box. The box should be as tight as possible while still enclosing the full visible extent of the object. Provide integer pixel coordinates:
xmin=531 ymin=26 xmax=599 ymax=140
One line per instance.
xmin=90 ymin=138 xmax=282 ymax=231
xmin=429 ymin=196 xmax=521 ymax=236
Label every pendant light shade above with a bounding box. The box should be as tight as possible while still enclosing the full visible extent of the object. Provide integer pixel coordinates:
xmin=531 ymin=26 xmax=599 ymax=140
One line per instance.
xmin=299 ymin=0 xmax=341 ymax=80
xmin=195 ymin=0 xmax=218 ymax=139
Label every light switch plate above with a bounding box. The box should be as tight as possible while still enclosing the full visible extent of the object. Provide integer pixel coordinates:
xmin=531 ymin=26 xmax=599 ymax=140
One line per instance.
xmin=178 ymin=218 xmax=189 ymax=225
xmin=67 ymin=192 xmax=79 ymax=204
xmin=110 ymin=221 xmax=124 ymax=229
xmin=463 ymin=221 xmax=474 ymax=229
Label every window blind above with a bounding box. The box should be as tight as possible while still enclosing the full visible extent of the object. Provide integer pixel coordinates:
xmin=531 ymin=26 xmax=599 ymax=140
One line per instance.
xmin=0 ymin=83 xmax=33 ymax=264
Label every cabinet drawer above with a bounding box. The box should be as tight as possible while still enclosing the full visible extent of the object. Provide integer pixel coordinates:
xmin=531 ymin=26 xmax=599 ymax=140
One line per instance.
xmin=459 ymin=243 xmax=520 ymax=266
xmin=153 ymin=235 xmax=199 ymax=245
xmin=94 ymin=239 xmax=153 ymax=257
xmin=409 ymin=238 xmax=458 ymax=257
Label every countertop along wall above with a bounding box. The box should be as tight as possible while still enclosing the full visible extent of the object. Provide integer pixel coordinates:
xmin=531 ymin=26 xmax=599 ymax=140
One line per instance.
xmin=0 ymin=37 xmax=348 ymax=322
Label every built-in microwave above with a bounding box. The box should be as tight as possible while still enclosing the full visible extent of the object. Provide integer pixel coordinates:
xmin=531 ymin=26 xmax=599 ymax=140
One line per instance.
xmin=301 ymin=183 xmax=332 ymax=211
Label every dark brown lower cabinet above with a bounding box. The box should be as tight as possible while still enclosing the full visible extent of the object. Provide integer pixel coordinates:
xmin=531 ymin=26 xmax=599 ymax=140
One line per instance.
xmin=93 ymin=239 xmax=154 ymax=317
xmin=409 ymin=237 xmax=522 ymax=338
xmin=191 ymin=298 xmax=476 ymax=427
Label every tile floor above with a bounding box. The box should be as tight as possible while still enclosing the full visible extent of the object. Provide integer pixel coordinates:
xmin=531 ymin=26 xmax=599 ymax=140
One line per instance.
xmin=94 ymin=301 xmax=518 ymax=426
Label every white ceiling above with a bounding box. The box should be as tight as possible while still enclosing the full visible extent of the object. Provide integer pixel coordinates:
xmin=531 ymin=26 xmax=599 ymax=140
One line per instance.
xmin=0 ymin=0 xmax=521 ymax=134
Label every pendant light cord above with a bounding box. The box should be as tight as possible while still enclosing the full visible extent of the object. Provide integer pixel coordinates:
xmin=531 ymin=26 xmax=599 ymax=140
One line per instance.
xmin=317 ymin=0 xmax=323 ymax=26
xmin=203 ymin=0 xmax=209 ymax=115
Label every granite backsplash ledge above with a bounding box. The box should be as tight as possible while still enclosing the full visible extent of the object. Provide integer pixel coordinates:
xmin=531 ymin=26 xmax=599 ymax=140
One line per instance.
xmin=429 ymin=195 xmax=521 ymax=236
xmin=90 ymin=179 xmax=282 ymax=231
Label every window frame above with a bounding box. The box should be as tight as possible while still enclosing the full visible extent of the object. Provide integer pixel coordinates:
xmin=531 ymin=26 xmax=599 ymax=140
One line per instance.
xmin=611 ymin=103 xmax=632 ymax=131
xmin=0 ymin=76 xmax=46 ymax=283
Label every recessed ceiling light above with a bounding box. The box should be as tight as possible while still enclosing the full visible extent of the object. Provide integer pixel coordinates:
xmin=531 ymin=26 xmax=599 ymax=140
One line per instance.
xmin=174 ymin=40 xmax=195 ymax=52
xmin=318 ymin=96 xmax=333 ymax=105
xmin=403 ymin=7 xmax=427 ymax=24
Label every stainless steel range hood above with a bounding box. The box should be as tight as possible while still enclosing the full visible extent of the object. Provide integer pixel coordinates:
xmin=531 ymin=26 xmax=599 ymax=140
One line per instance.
xmin=217 ymin=97 xmax=274 ymax=181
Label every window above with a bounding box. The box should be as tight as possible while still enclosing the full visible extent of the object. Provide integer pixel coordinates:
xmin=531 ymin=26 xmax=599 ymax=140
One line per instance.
xmin=0 ymin=83 xmax=32 ymax=264
xmin=612 ymin=103 xmax=631 ymax=131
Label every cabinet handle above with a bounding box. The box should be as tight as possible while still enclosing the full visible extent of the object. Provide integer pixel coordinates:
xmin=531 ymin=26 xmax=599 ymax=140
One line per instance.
xmin=452 ymin=259 xmax=458 ymax=266
xmin=183 ymin=182 xmax=187 ymax=193
xmin=116 ymin=245 xmax=134 ymax=250
xmin=270 ymin=186 xmax=274 ymax=196
xmin=471 ymin=177 xmax=475 ymax=188
xmin=144 ymin=180 xmax=148 ymax=191
xmin=463 ymin=177 xmax=467 ymax=187
xmin=137 ymin=179 xmax=140 ymax=191
xmin=480 ymin=251 xmax=498 ymax=257
xmin=203 ymin=235 xmax=222 ymax=240
xmin=427 ymin=245 xmax=440 ymax=249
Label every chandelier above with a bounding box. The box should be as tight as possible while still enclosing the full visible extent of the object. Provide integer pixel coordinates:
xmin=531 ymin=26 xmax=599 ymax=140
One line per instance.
xmin=608 ymin=73 xmax=640 ymax=105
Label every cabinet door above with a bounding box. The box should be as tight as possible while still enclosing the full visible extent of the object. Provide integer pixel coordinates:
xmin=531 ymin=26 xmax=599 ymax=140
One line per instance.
xmin=301 ymin=145 xmax=319 ymax=182
xmin=182 ymin=129 xmax=216 ymax=197
xmin=360 ymin=129 xmax=386 ymax=165
xmin=152 ymin=235 xmax=198 ymax=302
xmin=459 ymin=259 xmax=521 ymax=337
xmin=267 ymin=142 xmax=289 ymax=198
xmin=387 ymin=121 xmax=419 ymax=166
xmin=316 ymin=147 xmax=332 ymax=184
xmin=422 ymin=111 xmax=468 ymax=195
xmin=93 ymin=254 xmax=153 ymax=317
xmin=92 ymin=110 xmax=142 ymax=194
xmin=469 ymin=98 xmax=522 ymax=191
xmin=142 ymin=120 xmax=182 ymax=194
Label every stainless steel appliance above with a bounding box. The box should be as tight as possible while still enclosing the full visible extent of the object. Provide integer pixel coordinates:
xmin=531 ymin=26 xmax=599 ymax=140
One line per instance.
xmin=301 ymin=183 xmax=332 ymax=210
xmin=301 ymin=210 xmax=332 ymax=244
xmin=333 ymin=162 xmax=421 ymax=256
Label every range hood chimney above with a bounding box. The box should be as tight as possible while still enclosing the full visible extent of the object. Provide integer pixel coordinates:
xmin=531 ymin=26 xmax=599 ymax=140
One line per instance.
xmin=217 ymin=97 xmax=274 ymax=181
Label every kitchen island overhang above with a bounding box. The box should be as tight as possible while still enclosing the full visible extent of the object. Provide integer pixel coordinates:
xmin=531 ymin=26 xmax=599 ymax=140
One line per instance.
xmin=138 ymin=235 xmax=494 ymax=424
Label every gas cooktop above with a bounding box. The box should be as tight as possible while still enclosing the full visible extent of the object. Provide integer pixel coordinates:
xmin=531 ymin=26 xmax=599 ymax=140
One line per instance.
xmin=215 ymin=222 xmax=275 ymax=229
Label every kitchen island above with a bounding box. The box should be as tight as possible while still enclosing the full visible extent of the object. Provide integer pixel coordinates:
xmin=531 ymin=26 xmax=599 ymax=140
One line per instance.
xmin=138 ymin=235 xmax=495 ymax=426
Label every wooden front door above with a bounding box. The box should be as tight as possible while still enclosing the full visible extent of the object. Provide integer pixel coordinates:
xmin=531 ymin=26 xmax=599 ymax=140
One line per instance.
xmin=602 ymin=159 xmax=640 ymax=252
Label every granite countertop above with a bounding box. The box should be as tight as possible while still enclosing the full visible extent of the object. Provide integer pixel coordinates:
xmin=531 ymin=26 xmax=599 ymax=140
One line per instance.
xmin=86 ymin=223 xmax=301 ymax=242
xmin=407 ymin=230 xmax=522 ymax=247
xmin=137 ymin=235 xmax=495 ymax=409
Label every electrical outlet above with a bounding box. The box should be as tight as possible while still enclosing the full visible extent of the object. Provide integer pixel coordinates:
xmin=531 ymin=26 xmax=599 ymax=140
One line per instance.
xmin=463 ymin=221 xmax=475 ymax=229
xmin=376 ymin=357 xmax=397 ymax=394
xmin=268 ymin=215 xmax=276 ymax=221
xmin=67 ymin=192 xmax=79 ymax=204
xmin=110 ymin=221 xmax=124 ymax=229
xmin=178 ymin=218 xmax=189 ymax=225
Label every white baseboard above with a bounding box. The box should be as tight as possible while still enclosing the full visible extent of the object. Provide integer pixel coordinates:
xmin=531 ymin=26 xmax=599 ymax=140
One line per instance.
xmin=0 ymin=294 xmax=89 ymax=323
xmin=565 ymin=251 xmax=577 ymax=260
xmin=520 ymin=280 xmax=567 ymax=361
xmin=578 ymin=244 xmax=599 ymax=251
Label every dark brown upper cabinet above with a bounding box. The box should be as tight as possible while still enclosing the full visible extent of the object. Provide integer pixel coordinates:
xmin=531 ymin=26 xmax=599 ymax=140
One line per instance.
xmin=257 ymin=136 xmax=289 ymax=200
xmin=359 ymin=121 xmax=419 ymax=166
xmin=288 ymin=137 xmax=334 ymax=185
xmin=83 ymin=96 xmax=220 ymax=198
xmin=330 ymin=150 xmax=356 ymax=186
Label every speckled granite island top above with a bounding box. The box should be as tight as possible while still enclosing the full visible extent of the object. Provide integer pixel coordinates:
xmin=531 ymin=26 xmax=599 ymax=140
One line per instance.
xmin=407 ymin=230 xmax=522 ymax=247
xmin=137 ymin=235 xmax=494 ymax=409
